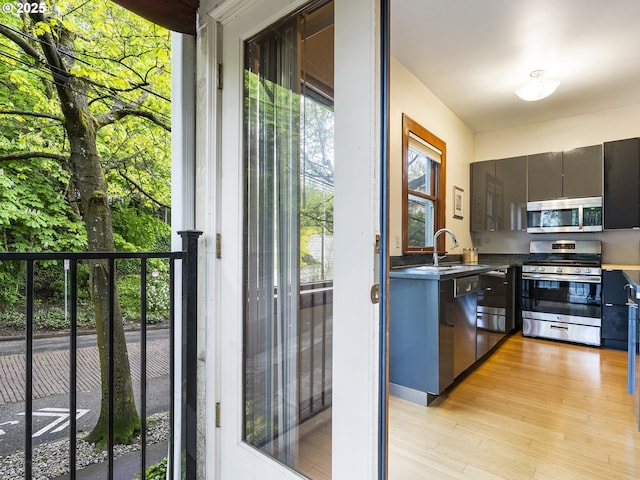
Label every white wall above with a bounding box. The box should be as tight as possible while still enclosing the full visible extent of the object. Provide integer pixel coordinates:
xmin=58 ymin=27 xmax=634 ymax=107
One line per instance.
xmin=475 ymin=103 xmax=640 ymax=160
xmin=390 ymin=57 xmax=475 ymax=256
xmin=474 ymin=104 xmax=640 ymax=263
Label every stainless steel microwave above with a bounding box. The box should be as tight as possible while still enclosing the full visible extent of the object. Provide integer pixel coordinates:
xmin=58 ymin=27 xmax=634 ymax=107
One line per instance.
xmin=526 ymin=197 xmax=603 ymax=233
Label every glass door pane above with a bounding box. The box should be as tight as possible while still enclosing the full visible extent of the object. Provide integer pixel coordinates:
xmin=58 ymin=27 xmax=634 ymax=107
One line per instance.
xmin=242 ymin=2 xmax=333 ymax=477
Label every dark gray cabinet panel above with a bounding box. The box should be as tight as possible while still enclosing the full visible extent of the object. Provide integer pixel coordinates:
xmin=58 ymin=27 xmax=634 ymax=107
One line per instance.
xmin=603 ymin=270 xmax=632 ymax=350
xmin=528 ymin=147 xmax=603 ymax=201
xmin=471 ymin=156 xmax=526 ymax=232
xmin=495 ymin=156 xmax=527 ymax=231
xmin=604 ymin=138 xmax=640 ymax=230
xmin=470 ymin=161 xmax=494 ymax=231
xmin=562 ymin=145 xmax=603 ymax=199
xmin=527 ymin=152 xmax=563 ymax=201
xmin=603 ymin=269 xmax=629 ymax=305
xmin=602 ymin=305 xmax=630 ymax=350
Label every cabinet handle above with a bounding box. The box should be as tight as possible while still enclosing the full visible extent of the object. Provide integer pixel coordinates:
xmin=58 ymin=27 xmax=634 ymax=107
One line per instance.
xmin=550 ymin=325 xmax=569 ymax=331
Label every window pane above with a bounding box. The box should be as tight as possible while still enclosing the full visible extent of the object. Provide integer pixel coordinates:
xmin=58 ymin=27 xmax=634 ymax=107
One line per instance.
xmin=407 ymin=194 xmax=435 ymax=247
xmin=407 ymin=149 xmax=428 ymax=194
xmin=407 ymin=147 xmax=437 ymax=196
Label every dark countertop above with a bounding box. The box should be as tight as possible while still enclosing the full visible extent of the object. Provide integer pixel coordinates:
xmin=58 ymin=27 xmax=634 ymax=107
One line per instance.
xmin=390 ymin=263 xmax=511 ymax=280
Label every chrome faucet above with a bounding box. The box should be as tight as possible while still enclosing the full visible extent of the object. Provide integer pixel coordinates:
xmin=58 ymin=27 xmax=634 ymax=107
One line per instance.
xmin=432 ymin=228 xmax=459 ymax=266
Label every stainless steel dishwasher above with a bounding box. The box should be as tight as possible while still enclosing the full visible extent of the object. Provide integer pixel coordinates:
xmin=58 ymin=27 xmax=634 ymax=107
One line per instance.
xmin=453 ymin=275 xmax=481 ymax=378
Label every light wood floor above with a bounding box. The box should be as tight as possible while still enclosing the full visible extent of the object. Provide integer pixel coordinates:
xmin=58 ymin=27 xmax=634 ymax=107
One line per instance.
xmin=389 ymin=334 xmax=640 ymax=480
xmin=295 ymin=334 xmax=640 ymax=479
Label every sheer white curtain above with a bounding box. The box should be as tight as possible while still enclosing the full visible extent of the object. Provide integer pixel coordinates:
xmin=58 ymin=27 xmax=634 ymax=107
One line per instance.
xmin=243 ymin=17 xmax=300 ymax=466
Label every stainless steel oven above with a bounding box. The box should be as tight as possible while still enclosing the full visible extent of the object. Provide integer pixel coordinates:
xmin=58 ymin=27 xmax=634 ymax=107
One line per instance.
xmin=521 ymin=240 xmax=602 ymax=346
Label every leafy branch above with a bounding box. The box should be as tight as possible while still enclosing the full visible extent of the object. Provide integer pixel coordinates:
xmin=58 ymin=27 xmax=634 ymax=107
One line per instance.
xmin=0 ymin=110 xmax=63 ymax=122
xmin=115 ymin=161 xmax=171 ymax=210
xmin=0 ymin=151 xmax=68 ymax=163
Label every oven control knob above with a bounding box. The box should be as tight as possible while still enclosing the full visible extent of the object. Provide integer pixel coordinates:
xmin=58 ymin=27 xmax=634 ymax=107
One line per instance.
xmin=538 ymin=266 xmax=545 ymax=272
xmin=575 ymin=268 xmax=582 ymax=274
xmin=585 ymin=268 xmax=591 ymax=273
xmin=556 ymin=267 xmax=562 ymax=273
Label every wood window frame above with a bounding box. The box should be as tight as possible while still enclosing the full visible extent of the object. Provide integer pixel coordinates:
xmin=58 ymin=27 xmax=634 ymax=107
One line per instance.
xmin=402 ymin=114 xmax=447 ymax=254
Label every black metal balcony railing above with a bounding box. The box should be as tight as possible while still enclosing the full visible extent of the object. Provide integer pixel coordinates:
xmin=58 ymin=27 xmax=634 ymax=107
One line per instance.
xmin=0 ymin=230 xmax=201 ymax=480
xmin=298 ymin=281 xmax=333 ymax=423
xmin=0 ymin=229 xmax=333 ymax=478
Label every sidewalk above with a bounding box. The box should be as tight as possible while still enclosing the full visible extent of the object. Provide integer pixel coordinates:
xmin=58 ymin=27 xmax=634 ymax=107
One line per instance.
xmin=0 ymin=329 xmax=169 ymax=404
xmin=51 ymin=440 xmax=168 ymax=480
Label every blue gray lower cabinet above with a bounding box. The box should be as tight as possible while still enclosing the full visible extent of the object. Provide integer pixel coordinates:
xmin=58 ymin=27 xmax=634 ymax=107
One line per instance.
xmin=389 ymin=276 xmax=454 ymax=405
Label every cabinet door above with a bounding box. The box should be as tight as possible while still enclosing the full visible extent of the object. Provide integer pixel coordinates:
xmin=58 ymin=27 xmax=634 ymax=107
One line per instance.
xmin=527 ymin=152 xmax=563 ymax=201
xmin=470 ymin=160 xmax=495 ymax=231
xmin=562 ymin=145 xmax=603 ymax=198
xmin=495 ymin=156 xmax=527 ymax=231
xmin=604 ymin=138 xmax=640 ymax=229
xmin=602 ymin=305 xmax=629 ymax=350
xmin=603 ymin=269 xmax=629 ymax=305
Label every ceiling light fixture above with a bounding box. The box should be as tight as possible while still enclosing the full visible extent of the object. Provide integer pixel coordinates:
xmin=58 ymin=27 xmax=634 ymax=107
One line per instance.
xmin=515 ymin=69 xmax=560 ymax=101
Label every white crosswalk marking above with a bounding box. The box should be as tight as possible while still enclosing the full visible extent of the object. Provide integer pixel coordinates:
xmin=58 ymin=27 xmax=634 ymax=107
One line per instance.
xmin=0 ymin=420 xmax=19 ymax=436
xmin=18 ymin=408 xmax=90 ymax=437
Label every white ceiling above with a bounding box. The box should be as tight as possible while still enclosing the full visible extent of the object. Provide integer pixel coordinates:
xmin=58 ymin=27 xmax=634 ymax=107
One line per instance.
xmin=391 ymin=0 xmax=640 ymax=133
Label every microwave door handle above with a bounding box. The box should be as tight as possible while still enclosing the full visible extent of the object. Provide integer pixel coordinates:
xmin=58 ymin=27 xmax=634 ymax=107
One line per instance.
xmin=578 ymin=205 xmax=583 ymax=230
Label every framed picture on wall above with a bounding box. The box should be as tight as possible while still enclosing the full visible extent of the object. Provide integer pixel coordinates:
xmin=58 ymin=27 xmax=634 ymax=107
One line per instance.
xmin=453 ymin=185 xmax=464 ymax=219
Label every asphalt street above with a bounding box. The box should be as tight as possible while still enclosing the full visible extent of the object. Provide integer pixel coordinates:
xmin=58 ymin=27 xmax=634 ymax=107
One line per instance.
xmin=0 ymin=328 xmax=170 ymax=457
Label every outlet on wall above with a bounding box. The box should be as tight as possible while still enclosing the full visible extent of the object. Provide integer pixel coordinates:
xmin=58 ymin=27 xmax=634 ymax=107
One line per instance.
xmin=395 ymin=235 xmax=400 ymax=248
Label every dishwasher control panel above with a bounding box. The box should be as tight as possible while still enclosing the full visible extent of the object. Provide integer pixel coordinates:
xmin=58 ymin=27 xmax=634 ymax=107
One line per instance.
xmin=454 ymin=276 xmax=480 ymax=297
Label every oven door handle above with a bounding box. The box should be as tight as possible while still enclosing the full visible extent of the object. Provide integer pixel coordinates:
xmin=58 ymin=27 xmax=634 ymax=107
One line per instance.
xmin=522 ymin=272 xmax=601 ymax=283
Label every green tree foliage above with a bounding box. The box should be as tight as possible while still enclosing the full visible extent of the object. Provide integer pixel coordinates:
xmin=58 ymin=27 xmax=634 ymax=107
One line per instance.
xmin=0 ymin=0 xmax=171 ymax=447
xmin=300 ymin=96 xmax=334 ymax=280
xmin=0 ymin=1 xmax=171 ymax=256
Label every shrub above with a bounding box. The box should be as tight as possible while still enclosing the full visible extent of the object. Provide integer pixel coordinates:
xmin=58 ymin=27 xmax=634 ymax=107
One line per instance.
xmin=118 ymin=272 xmax=171 ymax=323
xmin=134 ymin=457 xmax=167 ymax=480
xmin=0 ymin=304 xmax=94 ymax=331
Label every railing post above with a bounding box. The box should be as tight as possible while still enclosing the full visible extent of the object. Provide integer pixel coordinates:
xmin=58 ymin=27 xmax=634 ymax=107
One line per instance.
xmin=179 ymin=230 xmax=202 ymax=479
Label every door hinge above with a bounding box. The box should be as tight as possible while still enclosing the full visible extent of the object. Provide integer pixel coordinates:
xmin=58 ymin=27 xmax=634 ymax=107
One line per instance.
xmin=216 ymin=402 xmax=221 ymax=428
xmin=216 ymin=233 xmax=222 ymax=259
xmin=217 ymin=63 xmax=223 ymax=90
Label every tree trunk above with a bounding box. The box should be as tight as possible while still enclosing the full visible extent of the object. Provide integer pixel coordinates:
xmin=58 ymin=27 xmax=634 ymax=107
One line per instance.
xmin=69 ymin=132 xmax=140 ymax=447
xmin=63 ymin=109 xmax=140 ymax=445
xmin=28 ymin=17 xmax=141 ymax=447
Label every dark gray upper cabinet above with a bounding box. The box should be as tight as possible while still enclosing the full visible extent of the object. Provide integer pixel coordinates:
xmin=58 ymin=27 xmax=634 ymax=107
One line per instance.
xmin=562 ymin=145 xmax=603 ymax=199
xmin=471 ymin=161 xmax=494 ymax=231
xmin=527 ymin=152 xmax=562 ymax=201
xmin=604 ymin=138 xmax=640 ymax=229
xmin=527 ymin=146 xmax=602 ymax=201
xmin=495 ymin=156 xmax=527 ymax=231
xmin=471 ymin=156 xmax=526 ymax=232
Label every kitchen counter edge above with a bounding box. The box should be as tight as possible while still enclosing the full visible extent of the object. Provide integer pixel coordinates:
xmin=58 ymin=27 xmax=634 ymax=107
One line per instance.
xmin=390 ymin=263 xmax=512 ymax=280
xmin=621 ymin=270 xmax=640 ymax=300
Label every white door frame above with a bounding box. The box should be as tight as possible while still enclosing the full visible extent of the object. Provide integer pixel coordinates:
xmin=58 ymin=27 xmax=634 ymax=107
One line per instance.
xmin=194 ymin=0 xmax=381 ymax=478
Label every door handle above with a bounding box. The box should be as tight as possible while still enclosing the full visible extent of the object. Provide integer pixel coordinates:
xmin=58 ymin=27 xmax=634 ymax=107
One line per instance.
xmin=370 ymin=284 xmax=380 ymax=304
